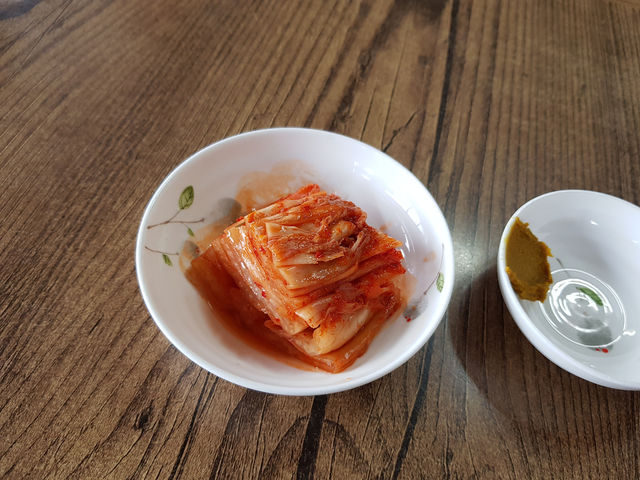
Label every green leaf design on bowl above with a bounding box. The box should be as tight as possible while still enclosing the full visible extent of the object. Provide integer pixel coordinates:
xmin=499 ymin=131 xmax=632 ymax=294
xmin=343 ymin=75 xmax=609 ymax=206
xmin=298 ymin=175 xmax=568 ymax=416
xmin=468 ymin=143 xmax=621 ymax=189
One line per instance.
xmin=436 ymin=272 xmax=444 ymax=292
xmin=179 ymin=186 xmax=194 ymax=210
xmin=146 ymin=186 xmax=205 ymax=266
xmin=577 ymin=286 xmax=603 ymax=306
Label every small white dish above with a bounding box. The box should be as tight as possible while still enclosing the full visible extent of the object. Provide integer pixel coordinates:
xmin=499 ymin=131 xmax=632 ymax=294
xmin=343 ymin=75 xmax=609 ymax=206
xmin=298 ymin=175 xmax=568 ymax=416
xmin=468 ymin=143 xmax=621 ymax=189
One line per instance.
xmin=498 ymin=190 xmax=640 ymax=390
xmin=136 ymin=128 xmax=454 ymax=395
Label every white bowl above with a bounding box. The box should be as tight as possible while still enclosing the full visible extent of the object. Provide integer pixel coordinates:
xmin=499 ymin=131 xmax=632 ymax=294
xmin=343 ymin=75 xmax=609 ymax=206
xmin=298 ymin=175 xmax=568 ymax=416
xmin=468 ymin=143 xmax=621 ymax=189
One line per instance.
xmin=498 ymin=190 xmax=640 ymax=390
xmin=136 ymin=128 xmax=454 ymax=395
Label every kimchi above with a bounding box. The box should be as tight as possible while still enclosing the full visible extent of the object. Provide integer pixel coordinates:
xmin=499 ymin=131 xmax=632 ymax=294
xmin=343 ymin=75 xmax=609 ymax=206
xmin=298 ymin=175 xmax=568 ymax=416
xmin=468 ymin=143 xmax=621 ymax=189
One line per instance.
xmin=187 ymin=184 xmax=407 ymax=372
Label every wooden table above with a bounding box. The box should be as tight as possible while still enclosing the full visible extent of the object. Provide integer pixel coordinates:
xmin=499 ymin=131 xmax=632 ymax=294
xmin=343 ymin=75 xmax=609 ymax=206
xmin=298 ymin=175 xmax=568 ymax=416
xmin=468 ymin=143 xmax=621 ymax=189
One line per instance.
xmin=2 ymin=0 xmax=639 ymax=478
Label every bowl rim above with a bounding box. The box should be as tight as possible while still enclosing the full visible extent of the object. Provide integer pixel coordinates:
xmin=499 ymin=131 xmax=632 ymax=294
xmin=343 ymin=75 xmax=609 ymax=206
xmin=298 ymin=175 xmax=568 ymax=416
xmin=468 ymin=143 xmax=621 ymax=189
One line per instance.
xmin=497 ymin=189 xmax=640 ymax=390
xmin=135 ymin=127 xmax=455 ymax=395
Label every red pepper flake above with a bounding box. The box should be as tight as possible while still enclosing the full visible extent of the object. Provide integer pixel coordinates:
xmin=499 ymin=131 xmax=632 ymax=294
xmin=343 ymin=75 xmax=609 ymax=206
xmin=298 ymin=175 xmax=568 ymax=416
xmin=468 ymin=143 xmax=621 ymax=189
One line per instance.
xmin=602 ymin=348 xmax=609 ymax=353
xmin=595 ymin=348 xmax=600 ymax=351
xmin=315 ymin=251 xmax=322 ymax=258
xmin=236 ymin=216 xmax=244 ymax=222
xmin=405 ymin=316 xmax=412 ymax=322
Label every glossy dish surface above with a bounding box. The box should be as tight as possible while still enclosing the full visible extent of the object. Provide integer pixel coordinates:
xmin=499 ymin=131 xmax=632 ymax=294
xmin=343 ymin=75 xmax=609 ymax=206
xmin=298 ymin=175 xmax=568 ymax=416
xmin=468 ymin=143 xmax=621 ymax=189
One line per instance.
xmin=498 ymin=190 xmax=640 ymax=390
xmin=136 ymin=128 xmax=454 ymax=395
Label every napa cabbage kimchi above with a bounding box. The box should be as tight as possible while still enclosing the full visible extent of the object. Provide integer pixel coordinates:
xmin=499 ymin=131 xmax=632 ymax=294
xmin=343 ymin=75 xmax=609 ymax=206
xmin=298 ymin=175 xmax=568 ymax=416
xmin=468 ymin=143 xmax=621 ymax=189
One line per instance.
xmin=188 ymin=184 xmax=407 ymax=372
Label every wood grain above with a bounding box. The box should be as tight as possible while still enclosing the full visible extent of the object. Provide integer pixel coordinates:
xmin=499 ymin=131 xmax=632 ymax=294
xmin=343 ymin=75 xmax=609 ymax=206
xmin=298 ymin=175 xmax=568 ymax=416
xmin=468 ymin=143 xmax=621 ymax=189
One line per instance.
xmin=1 ymin=0 xmax=639 ymax=478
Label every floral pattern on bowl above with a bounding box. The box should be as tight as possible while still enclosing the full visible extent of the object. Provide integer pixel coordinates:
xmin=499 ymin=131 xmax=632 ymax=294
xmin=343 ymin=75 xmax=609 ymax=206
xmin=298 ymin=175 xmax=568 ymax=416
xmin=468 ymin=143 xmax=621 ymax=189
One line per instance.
xmin=144 ymin=186 xmax=204 ymax=266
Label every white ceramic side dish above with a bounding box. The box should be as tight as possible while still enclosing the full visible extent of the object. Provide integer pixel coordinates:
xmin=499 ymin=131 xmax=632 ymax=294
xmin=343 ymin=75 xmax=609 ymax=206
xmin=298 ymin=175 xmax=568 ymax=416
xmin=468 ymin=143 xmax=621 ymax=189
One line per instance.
xmin=136 ymin=128 xmax=454 ymax=395
xmin=498 ymin=190 xmax=640 ymax=390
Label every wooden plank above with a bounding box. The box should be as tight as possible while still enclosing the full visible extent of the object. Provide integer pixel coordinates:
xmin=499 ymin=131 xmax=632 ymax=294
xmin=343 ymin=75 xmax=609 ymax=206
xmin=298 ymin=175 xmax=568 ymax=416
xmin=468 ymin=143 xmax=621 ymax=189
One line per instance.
xmin=0 ymin=0 xmax=639 ymax=478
